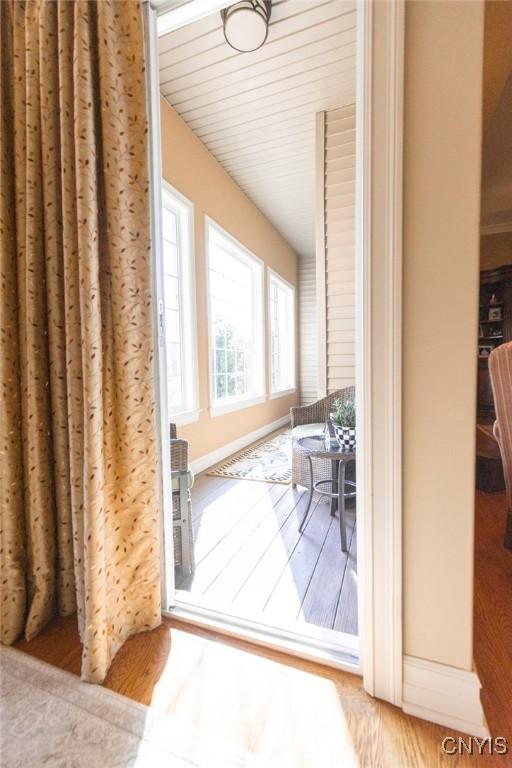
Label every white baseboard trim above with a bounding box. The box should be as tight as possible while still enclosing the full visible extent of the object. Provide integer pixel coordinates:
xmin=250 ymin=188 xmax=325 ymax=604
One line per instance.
xmin=402 ymin=656 xmax=489 ymax=737
xmin=190 ymin=414 xmax=290 ymax=475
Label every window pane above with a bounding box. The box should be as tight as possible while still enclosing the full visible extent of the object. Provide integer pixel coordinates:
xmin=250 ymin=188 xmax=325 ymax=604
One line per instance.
xmin=269 ymin=275 xmax=294 ymax=393
xmin=215 ymin=349 xmax=226 ymax=374
xmin=167 ymin=342 xmax=180 ymax=377
xmin=226 ymin=349 xmax=236 ymax=374
xmin=166 ymin=308 xmax=180 ymax=342
xmin=225 ymin=323 xmax=235 ymax=349
xmin=168 ymin=375 xmax=182 ymax=411
xmin=215 ymin=327 xmax=226 ymax=349
xmin=163 ymin=241 xmax=179 ymax=277
xmin=162 ymin=186 xmax=195 ymax=418
xmin=208 ymin=223 xmax=262 ymax=403
xmin=165 ymin=275 xmax=179 ymax=311
xmin=162 ymin=207 xmax=177 ymax=244
xmin=215 ymin=374 xmax=226 ymax=399
xmin=227 ymin=374 xmax=237 ymax=396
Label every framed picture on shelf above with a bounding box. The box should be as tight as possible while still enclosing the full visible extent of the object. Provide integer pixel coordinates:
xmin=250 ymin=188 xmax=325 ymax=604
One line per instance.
xmin=479 ymin=344 xmax=494 ymax=359
xmin=488 ymin=306 xmax=502 ymax=321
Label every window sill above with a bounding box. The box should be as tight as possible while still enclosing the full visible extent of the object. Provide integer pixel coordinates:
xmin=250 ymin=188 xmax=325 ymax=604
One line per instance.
xmin=171 ymin=409 xmax=201 ymax=427
xmin=210 ymin=394 xmax=266 ymax=418
xmin=269 ymin=387 xmax=297 ymax=400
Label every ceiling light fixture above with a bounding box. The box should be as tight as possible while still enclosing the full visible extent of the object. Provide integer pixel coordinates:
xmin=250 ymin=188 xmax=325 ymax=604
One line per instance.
xmin=221 ymin=1 xmax=271 ymax=53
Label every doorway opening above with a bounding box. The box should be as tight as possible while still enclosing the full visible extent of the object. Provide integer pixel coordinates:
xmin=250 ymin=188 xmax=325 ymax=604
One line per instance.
xmin=473 ymin=0 xmax=512 ymax=738
xmin=152 ymin=0 xmax=360 ymax=668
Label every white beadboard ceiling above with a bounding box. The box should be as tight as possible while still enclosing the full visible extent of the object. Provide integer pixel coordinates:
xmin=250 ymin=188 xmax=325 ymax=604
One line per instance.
xmin=158 ymin=0 xmax=356 ymax=259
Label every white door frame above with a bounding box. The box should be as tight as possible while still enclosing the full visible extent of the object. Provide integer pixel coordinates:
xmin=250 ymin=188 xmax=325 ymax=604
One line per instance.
xmin=355 ymin=0 xmax=404 ymax=706
xmin=145 ymin=0 xmax=405 ymax=706
xmin=143 ymin=2 xmax=175 ymax=609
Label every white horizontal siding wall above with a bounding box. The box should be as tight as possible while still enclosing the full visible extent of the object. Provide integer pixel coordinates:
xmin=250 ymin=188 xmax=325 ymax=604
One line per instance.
xmin=159 ymin=1 xmax=357 ymax=260
xmin=323 ymin=105 xmax=356 ymax=393
xmin=298 ymin=253 xmax=318 ymax=403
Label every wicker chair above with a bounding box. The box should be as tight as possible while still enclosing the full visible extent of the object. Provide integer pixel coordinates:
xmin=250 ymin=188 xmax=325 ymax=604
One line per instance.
xmin=170 ymin=423 xmax=195 ymax=575
xmin=290 ymin=387 xmax=355 ymax=493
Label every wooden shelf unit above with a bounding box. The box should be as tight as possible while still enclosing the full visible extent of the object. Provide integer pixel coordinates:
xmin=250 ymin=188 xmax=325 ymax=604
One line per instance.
xmin=478 ymin=265 xmax=512 ymax=421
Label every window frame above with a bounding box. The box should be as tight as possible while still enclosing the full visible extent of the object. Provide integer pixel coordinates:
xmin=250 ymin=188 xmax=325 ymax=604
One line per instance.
xmin=205 ymin=216 xmax=265 ymax=418
xmin=162 ymin=180 xmax=199 ymax=426
xmin=267 ymin=267 xmax=297 ymax=399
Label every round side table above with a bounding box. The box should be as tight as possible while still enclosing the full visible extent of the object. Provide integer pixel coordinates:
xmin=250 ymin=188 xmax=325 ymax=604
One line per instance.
xmin=295 ymin=434 xmax=356 ymax=552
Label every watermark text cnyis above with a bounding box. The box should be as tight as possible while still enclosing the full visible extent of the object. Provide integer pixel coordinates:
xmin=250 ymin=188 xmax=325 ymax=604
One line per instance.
xmin=441 ymin=736 xmax=508 ymax=756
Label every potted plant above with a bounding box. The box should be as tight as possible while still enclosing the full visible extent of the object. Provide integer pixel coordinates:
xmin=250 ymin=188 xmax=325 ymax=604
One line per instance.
xmin=330 ymin=398 xmax=356 ymax=450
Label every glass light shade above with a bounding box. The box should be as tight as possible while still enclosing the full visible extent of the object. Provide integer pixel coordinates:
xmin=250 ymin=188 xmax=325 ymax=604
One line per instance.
xmin=222 ymin=1 xmax=271 ymax=53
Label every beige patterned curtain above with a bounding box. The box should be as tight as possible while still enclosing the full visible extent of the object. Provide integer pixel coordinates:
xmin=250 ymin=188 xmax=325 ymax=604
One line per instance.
xmin=0 ymin=0 xmax=161 ymax=682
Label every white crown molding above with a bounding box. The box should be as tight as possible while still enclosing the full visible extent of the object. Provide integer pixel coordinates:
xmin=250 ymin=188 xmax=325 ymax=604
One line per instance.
xmin=156 ymin=0 xmax=227 ymax=35
xmin=190 ymin=414 xmax=290 ymax=475
xmin=403 ymin=656 xmax=489 ymax=738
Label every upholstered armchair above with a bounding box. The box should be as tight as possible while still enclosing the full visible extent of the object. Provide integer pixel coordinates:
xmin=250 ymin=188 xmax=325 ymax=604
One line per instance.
xmin=290 ymin=386 xmax=355 ymax=490
xmin=170 ymin=424 xmax=195 ymax=575
xmin=489 ymin=343 xmax=512 ymax=549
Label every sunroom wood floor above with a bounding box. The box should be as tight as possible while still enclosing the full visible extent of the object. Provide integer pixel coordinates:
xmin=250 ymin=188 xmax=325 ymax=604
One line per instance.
xmin=176 ymin=471 xmax=358 ymax=637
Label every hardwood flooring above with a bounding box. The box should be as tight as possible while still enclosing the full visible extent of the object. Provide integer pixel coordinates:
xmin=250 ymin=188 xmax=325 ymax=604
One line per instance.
xmin=176 ymin=472 xmax=358 ymax=636
xmin=11 ymin=492 xmax=511 ymax=767
xmin=12 ymin=614 xmax=500 ymax=768
xmin=473 ymin=490 xmax=512 ymax=745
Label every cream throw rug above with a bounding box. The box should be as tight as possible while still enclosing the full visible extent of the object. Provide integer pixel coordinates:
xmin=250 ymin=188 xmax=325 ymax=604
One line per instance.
xmin=208 ymin=429 xmax=292 ymax=484
xmin=0 ymin=647 xmax=265 ymax=768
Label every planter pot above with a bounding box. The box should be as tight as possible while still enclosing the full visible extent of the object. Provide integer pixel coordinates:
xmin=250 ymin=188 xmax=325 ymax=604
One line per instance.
xmin=333 ymin=425 xmax=356 ymax=450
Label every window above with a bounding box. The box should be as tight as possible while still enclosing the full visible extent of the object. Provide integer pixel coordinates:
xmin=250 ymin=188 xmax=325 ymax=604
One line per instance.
xmin=268 ymin=270 xmax=295 ymax=396
xmin=206 ymin=219 xmax=264 ymax=415
xmin=162 ymin=183 xmax=198 ymax=423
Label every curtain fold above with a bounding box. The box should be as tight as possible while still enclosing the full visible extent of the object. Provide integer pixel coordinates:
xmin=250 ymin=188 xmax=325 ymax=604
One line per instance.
xmin=0 ymin=0 xmax=161 ymax=683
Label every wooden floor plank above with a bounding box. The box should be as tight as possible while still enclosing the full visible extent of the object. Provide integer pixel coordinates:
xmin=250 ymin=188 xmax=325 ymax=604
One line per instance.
xmin=14 ymin=613 xmax=504 ymax=768
xmin=179 ymin=472 xmax=358 ymax=635
xmin=473 ymin=490 xmax=512 ymax=744
xmin=184 ymin=483 xmax=289 ymax=596
xmin=232 ymin=494 xmax=322 ymax=615
xmin=298 ymin=505 xmax=355 ymax=630
xmin=262 ymin=499 xmax=334 ymax=624
xmin=333 ymin=516 xmax=358 ymax=635
xmin=191 ymin=473 xmax=231 ymax=507
xmin=191 ymin=479 xmax=273 ymax=562
xmin=191 ymin=474 xmax=259 ymax=529
xmin=203 ymin=484 xmax=302 ymax=603
xmin=12 ymin=492 xmax=511 ymax=766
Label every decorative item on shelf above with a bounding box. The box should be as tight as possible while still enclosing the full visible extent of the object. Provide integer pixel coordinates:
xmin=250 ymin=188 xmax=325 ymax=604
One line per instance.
xmin=479 ymin=344 xmax=495 ymax=359
xmin=330 ymin=398 xmax=356 ymax=450
xmin=479 ymin=323 xmax=484 ymax=338
xmin=488 ymin=306 xmax=503 ymax=321
xmin=324 ymin=418 xmax=338 ymax=450
xmin=478 ymin=265 xmax=512 ymax=421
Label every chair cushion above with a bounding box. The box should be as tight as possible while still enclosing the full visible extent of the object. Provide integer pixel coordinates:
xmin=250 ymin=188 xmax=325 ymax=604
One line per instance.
xmin=171 ymin=467 xmax=194 ymax=491
xmin=292 ymin=423 xmax=325 ymax=439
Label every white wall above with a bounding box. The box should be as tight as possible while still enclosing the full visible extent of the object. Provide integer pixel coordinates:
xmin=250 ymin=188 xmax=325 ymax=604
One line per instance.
xmin=161 ymin=99 xmax=298 ymax=462
xmin=402 ymin=0 xmax=484 ymax=670
xmin=315 ymin=106 xmax=356 ymax=397
xmin=324 ymin=105 xmax=356 ymax=393
xmin=298 ymin=254 xmax=318 ymax=404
